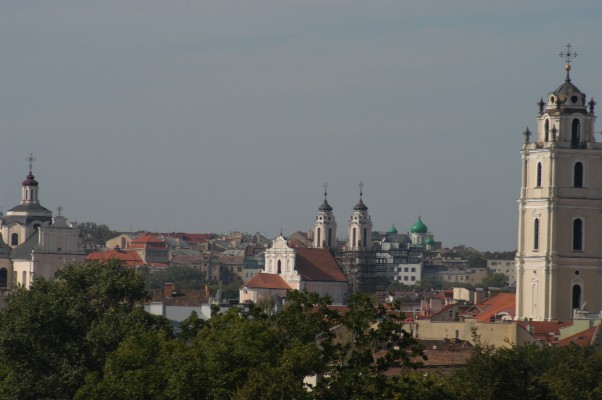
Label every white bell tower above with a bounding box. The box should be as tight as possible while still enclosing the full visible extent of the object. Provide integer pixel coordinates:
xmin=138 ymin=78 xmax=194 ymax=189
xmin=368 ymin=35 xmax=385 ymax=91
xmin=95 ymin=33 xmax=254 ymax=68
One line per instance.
xmin=347 ymin=182 xmax=372 ymax=251
xmin=516 ymin=45 xmax=600 ymax=322
xmin=313 ymin=183 xmax=337 ymax=250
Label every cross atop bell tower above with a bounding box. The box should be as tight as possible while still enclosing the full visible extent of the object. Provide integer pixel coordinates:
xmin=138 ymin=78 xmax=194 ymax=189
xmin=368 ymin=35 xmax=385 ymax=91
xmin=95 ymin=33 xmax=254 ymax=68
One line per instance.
xmin=559 ymin=43 xmax=578 ymax=82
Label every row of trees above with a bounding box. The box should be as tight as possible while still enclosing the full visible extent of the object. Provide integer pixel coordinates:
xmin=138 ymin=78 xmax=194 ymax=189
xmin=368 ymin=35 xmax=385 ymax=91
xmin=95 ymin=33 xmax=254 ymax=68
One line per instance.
xmin=0 ymin=261 xmax=600 ymax=399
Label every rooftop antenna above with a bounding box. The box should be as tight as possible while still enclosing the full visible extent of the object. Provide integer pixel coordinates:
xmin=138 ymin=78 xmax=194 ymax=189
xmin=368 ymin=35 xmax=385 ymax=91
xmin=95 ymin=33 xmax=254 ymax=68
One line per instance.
xmin=57 ymin=205 xmax=63 ymax=216
xmin=559 ymin=43 xmax=577 ymax=82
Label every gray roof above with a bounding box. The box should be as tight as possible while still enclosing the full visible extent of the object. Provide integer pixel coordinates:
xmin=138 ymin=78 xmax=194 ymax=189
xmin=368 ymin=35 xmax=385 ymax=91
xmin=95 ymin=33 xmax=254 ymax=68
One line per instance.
xmin=10 ymin=232 xmax=38 ymax=259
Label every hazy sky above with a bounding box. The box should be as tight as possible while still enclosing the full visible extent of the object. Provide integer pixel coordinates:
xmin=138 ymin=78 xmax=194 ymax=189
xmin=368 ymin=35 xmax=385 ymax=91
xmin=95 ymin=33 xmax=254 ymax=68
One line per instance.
xmin=2 ymin=1 xmax=602 ymax=251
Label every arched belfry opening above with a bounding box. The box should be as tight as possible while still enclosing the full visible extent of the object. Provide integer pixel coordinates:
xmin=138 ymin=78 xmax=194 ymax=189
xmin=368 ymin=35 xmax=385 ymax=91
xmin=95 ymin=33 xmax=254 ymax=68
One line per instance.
xmin=571 ymin=118 xmax=581 ymax=147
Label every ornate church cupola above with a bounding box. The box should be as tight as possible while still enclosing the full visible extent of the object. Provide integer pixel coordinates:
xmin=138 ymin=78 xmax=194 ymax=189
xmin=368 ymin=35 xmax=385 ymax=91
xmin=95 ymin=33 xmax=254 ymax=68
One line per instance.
xmin=313 ymin=183 xmax=338 ymax=250
xmin=347 ymin=182 xmax=372 ymax=251
xmin=21 ymin=153 xmax=40 ymax=205
xmin=532 ymin=44 xmax=596 ymax=148
xmin=410 ymin=216 xmax=428 ymax=246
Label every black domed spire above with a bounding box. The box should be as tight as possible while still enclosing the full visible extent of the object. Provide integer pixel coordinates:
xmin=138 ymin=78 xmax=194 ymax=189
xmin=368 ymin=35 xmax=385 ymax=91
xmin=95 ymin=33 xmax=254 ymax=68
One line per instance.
xmin=353 ymin=181 xmax=368 ymax=211
xmin=319 ymin=182 xmax=333 ymax=211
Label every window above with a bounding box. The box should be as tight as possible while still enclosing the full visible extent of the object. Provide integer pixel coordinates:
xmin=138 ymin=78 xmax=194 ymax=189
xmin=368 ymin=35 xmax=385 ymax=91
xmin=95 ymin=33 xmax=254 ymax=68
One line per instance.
xmin=536 ymin=162 xmax=542 ymax=187
xmin=0 ymin=268 xmax=6 ymax=288
xmin=404 ymin=276 xmax=408 ymax=281
xmin=316 ymin=228 xmax=321 ymax=247
xmin=411 ymin=276 xmax=416 ymax=281
xmin=22 ymin=271 xmax=26 ymax=287
xmin=533 ymin=218 xmax=539 ymax=250
xmin=574 ymin=162 xmax=584 ymax=188
xmin=11 ymin=234 xmax=18 ymax=246
xmin=573 ymin=218 xmax=583 ymax=251
xmin=411 ymin=267 xmax=416 ymax=272
xmin=328 ymin=228 xmax=332 ymax=248
xmin=352 ymin=228 xmax=356 ymax=247
xmin=277 ymin=260 xmax=281 ymax=274
xmin=572 ymin=119 xmax=581 ymax=146
xmin=404 ymin=267 xmax=408 ymax=272
xmin=572 ymin=285 xmax=582 ymax=309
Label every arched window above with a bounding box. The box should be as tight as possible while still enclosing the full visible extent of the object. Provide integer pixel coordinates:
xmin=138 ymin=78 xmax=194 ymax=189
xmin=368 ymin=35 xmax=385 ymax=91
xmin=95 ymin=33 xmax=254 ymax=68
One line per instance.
xmin=572 ymin=119 xmax=581 ymax=146
xmin=352 ymin=228 xmax=356 ymax=247
xmin=277 ymin=260 xmax=281 ymax=274
xmin=363 ymin=228 xmax=367 ymax=248
xmin=533 ymin=218 xmax=539 ymax=250
xmin=572 ymin=285 xmax=582 ymax=309
xmin=0 ymin=268 xmax=7 ymax=288
xmin=574 ymin=162 xmax=584 ymax=188
xmin=328 ymin=228 xmax=332 ymax=247
xmin=544 ymin=120 xmax=549 ymax=142
xmin=573 ymin=218 xmax=583 ymax=251
xmin=536 ymin=162 xmax=542 ymax=187
xmin=316 ymin=228 xmax=321 ymax=247
xmin=11 ymin=233 xmax=18 ymax=246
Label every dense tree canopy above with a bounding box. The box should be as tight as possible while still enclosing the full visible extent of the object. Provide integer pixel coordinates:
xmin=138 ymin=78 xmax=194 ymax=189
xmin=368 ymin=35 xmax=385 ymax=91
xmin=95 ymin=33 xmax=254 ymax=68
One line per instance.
xmin=0 ymin=260 xmax=600 ymax=400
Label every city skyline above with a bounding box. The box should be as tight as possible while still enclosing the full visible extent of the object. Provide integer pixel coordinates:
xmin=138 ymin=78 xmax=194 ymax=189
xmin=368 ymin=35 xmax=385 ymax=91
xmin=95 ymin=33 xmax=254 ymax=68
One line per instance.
xmin=2 ymin=1 xmax=602 ymax=250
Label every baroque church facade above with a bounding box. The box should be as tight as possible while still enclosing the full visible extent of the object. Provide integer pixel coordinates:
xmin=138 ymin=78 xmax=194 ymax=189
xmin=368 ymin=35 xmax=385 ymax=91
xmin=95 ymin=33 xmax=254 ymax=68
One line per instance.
xmin=0 ymin=161 xmax=84 ymax=289
xmin=515 ymin=56 xmax=600 ymax=322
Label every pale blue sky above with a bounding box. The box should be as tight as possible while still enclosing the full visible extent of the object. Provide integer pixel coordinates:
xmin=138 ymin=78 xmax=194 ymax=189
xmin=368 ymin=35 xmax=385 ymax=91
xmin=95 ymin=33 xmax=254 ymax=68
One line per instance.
xmin=2 ymin=1 xmax=602 ymax=250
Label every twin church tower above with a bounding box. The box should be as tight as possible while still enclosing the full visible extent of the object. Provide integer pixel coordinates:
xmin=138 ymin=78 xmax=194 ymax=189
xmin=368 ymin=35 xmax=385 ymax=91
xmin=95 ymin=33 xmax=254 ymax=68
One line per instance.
xmin=312 ymin=183 xmax=372 ymax=252
xmin=516 ymin=46 xmax=600 ymax=322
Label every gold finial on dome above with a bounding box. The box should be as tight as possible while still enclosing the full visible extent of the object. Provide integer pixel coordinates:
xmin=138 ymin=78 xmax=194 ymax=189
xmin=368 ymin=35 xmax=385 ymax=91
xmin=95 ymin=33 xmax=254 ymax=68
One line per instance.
xmin=565 ymin=64 xmax=571 ymax=72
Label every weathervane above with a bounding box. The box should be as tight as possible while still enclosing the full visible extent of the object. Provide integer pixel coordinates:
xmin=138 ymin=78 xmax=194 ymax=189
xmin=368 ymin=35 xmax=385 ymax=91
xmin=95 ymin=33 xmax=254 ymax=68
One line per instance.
xmin=26 ymin=152 xmax=36 ymax=172
xmin=559 ymin=44 xmax=577 ymax=81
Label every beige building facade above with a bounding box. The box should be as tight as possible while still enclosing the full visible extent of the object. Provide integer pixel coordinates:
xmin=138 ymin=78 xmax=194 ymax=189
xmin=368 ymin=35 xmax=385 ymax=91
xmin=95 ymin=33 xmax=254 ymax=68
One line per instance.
xmin=516 ymin=62 xmax=600 ymax=321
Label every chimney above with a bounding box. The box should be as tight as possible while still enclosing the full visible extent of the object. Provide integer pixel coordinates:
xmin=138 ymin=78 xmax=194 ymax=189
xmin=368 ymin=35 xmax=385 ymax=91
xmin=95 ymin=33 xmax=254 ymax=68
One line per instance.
xmin=164 ymin=283 xmax=175 ymax=298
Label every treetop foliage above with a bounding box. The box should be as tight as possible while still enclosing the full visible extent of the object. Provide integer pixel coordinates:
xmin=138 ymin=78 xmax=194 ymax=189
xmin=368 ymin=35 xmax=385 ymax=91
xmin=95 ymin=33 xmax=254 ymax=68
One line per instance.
xmin=0 ymin=261 xmax=600 ymax=400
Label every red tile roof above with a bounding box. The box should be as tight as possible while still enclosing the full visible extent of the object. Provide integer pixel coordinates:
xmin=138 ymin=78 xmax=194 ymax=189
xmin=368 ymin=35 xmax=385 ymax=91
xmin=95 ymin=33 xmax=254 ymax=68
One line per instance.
xmin=128 ymin=235 xmax=166 ymax=249
xmin=556 ymin=325 xmax=599 ymax=347
xmin=294 ymin=248 xmax=348 ymax=282
xmin=517 ymin=320 xmax=574 ymax=344
xmin=86 ymin=249 xmax=143 ymax=267
xmin=474 ymin=293 xmax=516 ymax=322
xmin=243 ymin=273 xmax=291 ymax=290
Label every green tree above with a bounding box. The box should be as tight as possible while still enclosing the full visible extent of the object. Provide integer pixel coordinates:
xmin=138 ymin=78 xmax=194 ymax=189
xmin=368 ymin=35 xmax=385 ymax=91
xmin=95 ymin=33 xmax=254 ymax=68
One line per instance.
xmin=315 ymin=294 xmax=425 ymax=399
xmin=479 ymin=272 xmax=509 ymax=288
xmin=0 ymin=261 xmax=171 ymax=400
xmin=78 ymin=222 xmax=118 ymax=245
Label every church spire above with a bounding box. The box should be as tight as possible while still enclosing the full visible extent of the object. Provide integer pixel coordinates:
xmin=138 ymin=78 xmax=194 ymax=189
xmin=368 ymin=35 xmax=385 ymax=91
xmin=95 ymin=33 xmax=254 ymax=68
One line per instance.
xmin=313 ymin=183 xmax=337 ymax=250
xmin=21 ymin=153 xmax=40 ymax=205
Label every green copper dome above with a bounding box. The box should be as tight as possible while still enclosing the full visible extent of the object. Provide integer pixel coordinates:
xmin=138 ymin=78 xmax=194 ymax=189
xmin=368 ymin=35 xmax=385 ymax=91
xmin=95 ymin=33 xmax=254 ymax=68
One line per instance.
xmin=387 ymin=225 xmax=398 ymax=234
xmin=410 ymin=217 xmax=428 ymax=234
xmin=425 ymin=236 xmax=434 ymax=245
